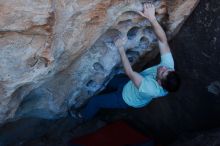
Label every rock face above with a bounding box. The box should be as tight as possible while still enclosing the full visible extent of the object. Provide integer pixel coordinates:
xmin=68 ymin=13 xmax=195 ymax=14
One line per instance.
xmin=0 ymin=0 xmax=199 ymax=124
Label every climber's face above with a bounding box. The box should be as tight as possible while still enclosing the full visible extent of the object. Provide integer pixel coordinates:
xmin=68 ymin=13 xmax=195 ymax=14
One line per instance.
xmin=157 ymin=66 xmax=170 ymax=80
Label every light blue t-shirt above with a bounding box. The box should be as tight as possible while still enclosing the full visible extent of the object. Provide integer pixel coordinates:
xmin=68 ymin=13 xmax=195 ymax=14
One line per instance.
xmin=122 ymin=52 xmax=174 ymax=108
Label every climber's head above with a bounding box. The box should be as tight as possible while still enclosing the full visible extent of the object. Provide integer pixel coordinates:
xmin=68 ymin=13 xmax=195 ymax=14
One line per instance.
xmin=157 ymin=66 xmax=181 ymax=92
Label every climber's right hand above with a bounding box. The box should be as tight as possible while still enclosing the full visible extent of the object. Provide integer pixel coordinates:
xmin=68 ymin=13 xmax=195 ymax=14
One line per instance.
xmin=138 ymin=3 xmax=156 ymax=22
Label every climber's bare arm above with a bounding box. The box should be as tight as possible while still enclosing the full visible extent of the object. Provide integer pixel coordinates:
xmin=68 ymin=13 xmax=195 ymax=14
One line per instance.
xmin=115 ymin=39 xmax=143 ymax=88
xmin=138 ymin=3 xmax=170 ymax=55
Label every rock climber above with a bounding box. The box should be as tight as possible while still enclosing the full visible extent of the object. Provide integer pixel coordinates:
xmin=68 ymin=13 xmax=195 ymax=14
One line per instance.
xmin=69 ymin=3 xmax=181 ymax=121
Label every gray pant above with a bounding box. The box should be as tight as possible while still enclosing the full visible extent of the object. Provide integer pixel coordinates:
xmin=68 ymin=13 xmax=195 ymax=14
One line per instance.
xmin=81 ymin=75 xmax=130 ymax=119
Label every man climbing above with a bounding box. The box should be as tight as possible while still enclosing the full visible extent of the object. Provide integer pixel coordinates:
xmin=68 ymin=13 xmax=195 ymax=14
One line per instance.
xmin=69 ymin=3 xmax=181 ymax=121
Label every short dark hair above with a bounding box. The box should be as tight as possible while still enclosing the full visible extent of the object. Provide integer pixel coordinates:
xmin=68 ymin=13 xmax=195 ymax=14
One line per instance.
xmin=161 ymin=71 xmax=181 ymax=92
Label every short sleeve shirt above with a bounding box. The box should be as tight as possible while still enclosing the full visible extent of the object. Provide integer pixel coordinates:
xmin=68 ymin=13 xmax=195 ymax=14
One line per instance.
xmin=122 ymin=52 xmax=174 ymax=108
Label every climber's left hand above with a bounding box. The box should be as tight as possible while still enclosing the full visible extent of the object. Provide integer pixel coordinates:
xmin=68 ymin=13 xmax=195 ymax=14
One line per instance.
xmin=114 ymin=37 xmax=126 ymax=52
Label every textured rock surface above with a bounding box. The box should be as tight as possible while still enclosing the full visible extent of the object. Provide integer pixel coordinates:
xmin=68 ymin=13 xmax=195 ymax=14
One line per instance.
xmin=0 ymin=0 xmax=199 ymax=124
